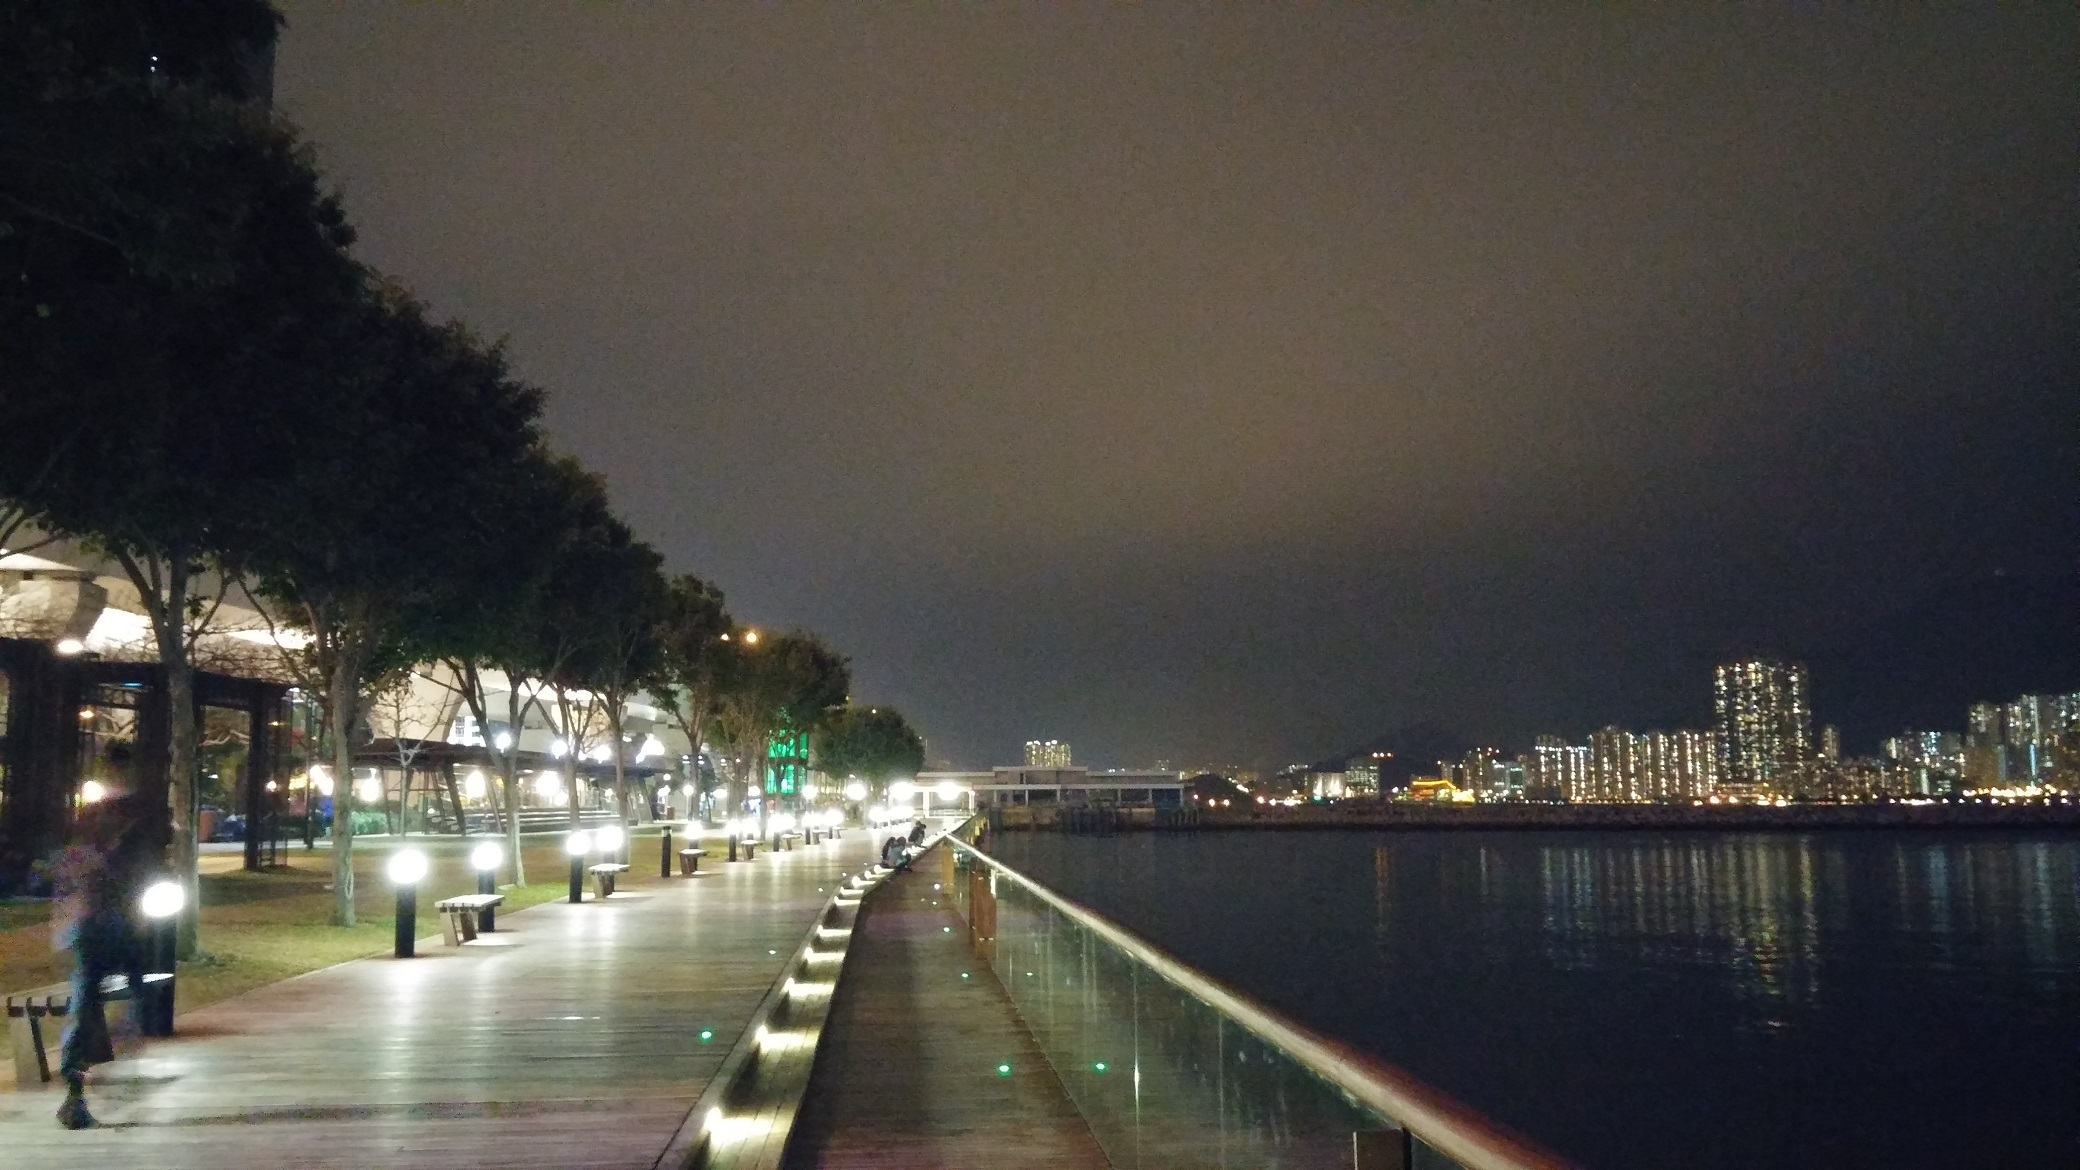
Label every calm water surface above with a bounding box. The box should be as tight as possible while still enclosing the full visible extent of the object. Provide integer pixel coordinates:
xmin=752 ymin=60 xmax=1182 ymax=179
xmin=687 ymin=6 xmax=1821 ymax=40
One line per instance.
xmin=987 ymin=829 xmax=2080 ymax=1169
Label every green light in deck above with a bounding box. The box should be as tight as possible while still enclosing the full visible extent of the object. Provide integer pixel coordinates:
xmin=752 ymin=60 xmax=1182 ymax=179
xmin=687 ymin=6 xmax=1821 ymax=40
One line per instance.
xmin=699 ymin=1029 xmax=715 ymax=1043
xmin=996 ymin=1063 xmax=1012 ymax=1077
xmin=959 ymin=972 xmax=970 ymax=980
xmin=1092 ymin=1062 xmax=1108 ymax=1072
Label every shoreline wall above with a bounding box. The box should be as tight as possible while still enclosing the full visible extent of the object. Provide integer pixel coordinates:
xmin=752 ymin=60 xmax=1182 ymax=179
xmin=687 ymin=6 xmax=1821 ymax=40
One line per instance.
xmin=988 ymin=801 xmax=2080 ymax=833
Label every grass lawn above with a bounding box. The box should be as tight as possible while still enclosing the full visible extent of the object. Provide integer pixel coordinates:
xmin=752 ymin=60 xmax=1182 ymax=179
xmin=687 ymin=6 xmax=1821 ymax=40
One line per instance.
xmin=0 ymin=828 xmax=694 ymax=1013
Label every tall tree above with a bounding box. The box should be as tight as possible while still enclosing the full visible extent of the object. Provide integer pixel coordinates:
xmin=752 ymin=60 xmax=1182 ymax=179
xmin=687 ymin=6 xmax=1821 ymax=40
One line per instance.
xmin=812 ymin=705 xmax=927 ymax=788
xmin=653 ymin=575 xmax=730 ymax=813
xmin=563 ymin=539 xmax=668 ymax=829
xmin=251 ymin=285 xmax=545 ymax=926
xmin=0 ymin=0 xmax=355 ymax=954
xmin=712 ymin=629 xmax=850 ymax=813
xmin=436 ymin=452 xmax=610 ymax=886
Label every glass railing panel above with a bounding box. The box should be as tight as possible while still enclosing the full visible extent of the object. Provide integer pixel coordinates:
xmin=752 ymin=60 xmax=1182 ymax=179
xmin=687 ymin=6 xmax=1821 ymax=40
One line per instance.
xmin=954 ymin=843 xmax=1459 ymax=1169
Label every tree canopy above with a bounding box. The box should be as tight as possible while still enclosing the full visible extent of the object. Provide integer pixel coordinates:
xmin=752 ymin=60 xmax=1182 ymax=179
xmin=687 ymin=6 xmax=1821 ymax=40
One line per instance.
xmin=813 ymin=705 xmax=926 ymax=783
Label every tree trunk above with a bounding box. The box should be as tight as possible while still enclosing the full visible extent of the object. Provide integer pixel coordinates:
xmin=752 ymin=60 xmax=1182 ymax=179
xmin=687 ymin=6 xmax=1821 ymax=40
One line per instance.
xmin=164 ymin=654 xmax=201 ymax=959
xmin=328 ymin=648 xmax=359 ymax=927
xmin=126 ymin=549 xmax=203 ymax=961
xmin=608 ymin=700 xmax=629 ymax=833
xmin=500 ymin=676 xmax=527 ymax=885
xmin=559 ymin=691 xmax=582 ymax=835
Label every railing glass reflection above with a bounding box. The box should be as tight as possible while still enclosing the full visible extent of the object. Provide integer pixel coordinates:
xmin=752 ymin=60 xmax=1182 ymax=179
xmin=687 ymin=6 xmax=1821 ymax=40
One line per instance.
xmin=947 ymin=833 xmax=1567 ymax=1170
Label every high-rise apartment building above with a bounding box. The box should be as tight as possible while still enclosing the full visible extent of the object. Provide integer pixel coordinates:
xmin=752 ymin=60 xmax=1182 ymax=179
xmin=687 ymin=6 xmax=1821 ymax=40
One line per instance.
xmin=1532 ymin=736 xmax=1590 ymax=802
xmin=1589 ymin=727 xmax=1644 ymax=801
xmin=1458 ymin=747 xmax=1503 ymax=795
xmin=1883 ymin=730 xmax=1961 ymax=796
xmin=1714 ymin=659 xmax=1812 ymax=795
xmin=1818 ymin=725 xmax=1841 ymax=762
xmin=1643 ymin=730 xmax=1719 ymax=800
xmin=1024 ymin=740 xmax=1072 ymax=767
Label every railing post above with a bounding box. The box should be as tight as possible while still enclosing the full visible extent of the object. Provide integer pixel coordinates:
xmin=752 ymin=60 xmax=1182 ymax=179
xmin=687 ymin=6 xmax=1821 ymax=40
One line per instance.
xmin=968 ymin=865 xmax=996 ymax=961
xmin=1353 ymin=1129 xmax=1410 ymax=1170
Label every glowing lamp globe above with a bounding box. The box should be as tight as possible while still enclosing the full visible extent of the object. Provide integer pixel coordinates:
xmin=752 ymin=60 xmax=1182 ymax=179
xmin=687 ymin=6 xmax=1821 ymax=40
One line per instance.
xmin=565 ymin=829 xmax=593 ymax=856
xmin=140 ymin=880 xmax=185 ymax=920
xmin=470 ymin=842 xmax=504 ymax=872
xmin=594 ymin=824 xmax=625 ymax=853
xmin=386 ymin=849 xmax=429 ymax=886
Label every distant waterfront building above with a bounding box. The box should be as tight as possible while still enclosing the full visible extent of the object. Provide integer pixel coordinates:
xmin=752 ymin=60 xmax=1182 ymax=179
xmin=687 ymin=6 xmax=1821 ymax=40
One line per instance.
xmin=1024 ymin=739 xmax=1072 ymax=767
xmin=1589 ymin=727 xmax=1644 ymax=802
xmin=949 ymin=766 xmax=1184 ymax=810
xmin=1344 ymin=754 xmax=1382 ymax=796
xmin=1643 ymin=730 xmax=1719 ymax=800
xmin=1714 ymin=659 xmax=1812 ymax=796
xmin=1533 ymin=737 xmax=1591 ymax=803
xmin=1819 ymin=725 xmax=1841 ymax=762
xmin=1882 ymin=731 xmax=1961 ymax=796
xmin=1457 ymin=747 xmax=1503 ymax=797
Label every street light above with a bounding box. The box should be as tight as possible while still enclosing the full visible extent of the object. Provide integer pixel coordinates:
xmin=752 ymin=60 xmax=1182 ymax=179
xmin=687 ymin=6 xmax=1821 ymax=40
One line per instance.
xmin=138 ymin=879 xmax=184 ymax=1036
xmin=471 ymin=841 xmax=503 ymax=931
xmin=566 ymin=829 xmax=592 ymax=903
xmin=388 ymin=848 xmax=428 ymax=958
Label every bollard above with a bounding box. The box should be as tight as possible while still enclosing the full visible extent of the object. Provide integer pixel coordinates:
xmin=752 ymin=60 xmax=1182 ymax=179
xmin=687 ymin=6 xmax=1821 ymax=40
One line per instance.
xmin=389 ymin=849 xmax=428 ymax=958
xmin=567 ymin=830 xmax=592 ymax=903
xmin=661 ymin=825 xmax=674 ymax=878
xmin=728 ymin=834 xmax=739 ymax=862
xmin=138 ymin=880 xmax=184 ymax=1037
xmin=471 ymin=841 xmax=503 ymax=932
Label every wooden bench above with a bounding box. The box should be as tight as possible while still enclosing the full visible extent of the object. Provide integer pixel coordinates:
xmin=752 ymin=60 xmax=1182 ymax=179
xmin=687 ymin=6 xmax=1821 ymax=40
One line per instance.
xmin=676 ymin=848 xmax=708 ymax=875
xmin=433 ymin=893 xmax=504 ymax=946
xmin=587 ymin=862 xmax=630 ymax=898
xmin=779 ymin=831 xmax=803 ymax=851
xmin=7 ymin=977 xmax=159 ymax=1086
xmin=732 ymin=838 xmax=759 ymax=861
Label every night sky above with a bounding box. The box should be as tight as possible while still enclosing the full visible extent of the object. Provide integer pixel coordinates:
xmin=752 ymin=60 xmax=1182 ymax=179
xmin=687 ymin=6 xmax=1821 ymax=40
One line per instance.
xmin=272 ymin=5 xmax=2075 ymax=769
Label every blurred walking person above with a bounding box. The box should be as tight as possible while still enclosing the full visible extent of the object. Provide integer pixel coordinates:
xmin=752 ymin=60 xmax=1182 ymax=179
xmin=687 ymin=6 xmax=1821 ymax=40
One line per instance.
xmin=49 ymin=795 xmax=149 ymax=1129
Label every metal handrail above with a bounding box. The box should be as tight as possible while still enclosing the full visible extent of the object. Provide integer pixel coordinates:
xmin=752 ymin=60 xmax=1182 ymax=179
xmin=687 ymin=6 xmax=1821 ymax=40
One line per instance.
xmin=948 ymin=837 xmax=1576 ymax=1170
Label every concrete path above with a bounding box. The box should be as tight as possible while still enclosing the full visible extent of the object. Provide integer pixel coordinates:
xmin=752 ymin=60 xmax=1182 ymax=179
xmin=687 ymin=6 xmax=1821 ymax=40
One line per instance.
xmin=0 ymin=830 xmax=880 ymax=1169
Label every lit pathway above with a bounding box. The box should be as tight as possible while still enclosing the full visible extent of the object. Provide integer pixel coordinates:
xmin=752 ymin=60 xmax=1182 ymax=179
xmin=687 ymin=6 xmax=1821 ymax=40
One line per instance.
xmin=0 ymin=830 xmax=880 ymax=1169
xmin=783 ymin=856 xmax=1108 ymax=1170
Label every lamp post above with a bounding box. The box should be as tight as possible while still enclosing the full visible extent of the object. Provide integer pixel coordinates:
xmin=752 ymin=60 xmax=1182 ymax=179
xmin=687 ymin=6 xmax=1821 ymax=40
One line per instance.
xmin=138 ymin=879 xmax=183 ymax=1036
xmin=567 ymin=829 xmax=592 ymax=903
xmin=388 ymin=848 xmax=428 ymax=958
xmin=660 ymin=822 xmax=673 ymax=878
xmin=471 ymin=841 xmax=503 ymax=931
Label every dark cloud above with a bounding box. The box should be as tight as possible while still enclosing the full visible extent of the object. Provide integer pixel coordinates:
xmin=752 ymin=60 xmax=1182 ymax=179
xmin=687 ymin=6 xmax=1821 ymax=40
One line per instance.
xmin=273 ymin=4 xmax=2075 ymax=766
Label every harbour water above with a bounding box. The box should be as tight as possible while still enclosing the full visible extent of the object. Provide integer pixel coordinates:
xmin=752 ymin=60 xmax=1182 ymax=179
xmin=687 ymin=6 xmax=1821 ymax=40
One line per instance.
xmin=987 ymin=828 xmax=2080 ymax=1169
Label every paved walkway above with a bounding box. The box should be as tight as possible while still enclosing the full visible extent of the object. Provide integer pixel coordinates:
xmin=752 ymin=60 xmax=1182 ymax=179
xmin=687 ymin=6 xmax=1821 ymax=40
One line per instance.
xmin=784 ymin=858 xmax=1107 ymax=1170
xmin=0 ymin=830 xmax=880 ymax=1169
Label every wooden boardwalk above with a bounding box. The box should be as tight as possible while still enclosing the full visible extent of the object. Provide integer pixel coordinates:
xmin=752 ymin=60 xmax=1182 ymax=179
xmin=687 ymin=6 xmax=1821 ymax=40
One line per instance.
xmin=0 ymin=831 xmax=881 ymax=1169
xmin=783 ymin=859 xmax=1108 ymax=1170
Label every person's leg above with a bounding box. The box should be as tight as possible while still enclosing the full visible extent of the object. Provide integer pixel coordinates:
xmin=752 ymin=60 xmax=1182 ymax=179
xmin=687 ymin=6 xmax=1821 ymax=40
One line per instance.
xmin=56 ymin=943 xmax=109 ymax=1128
